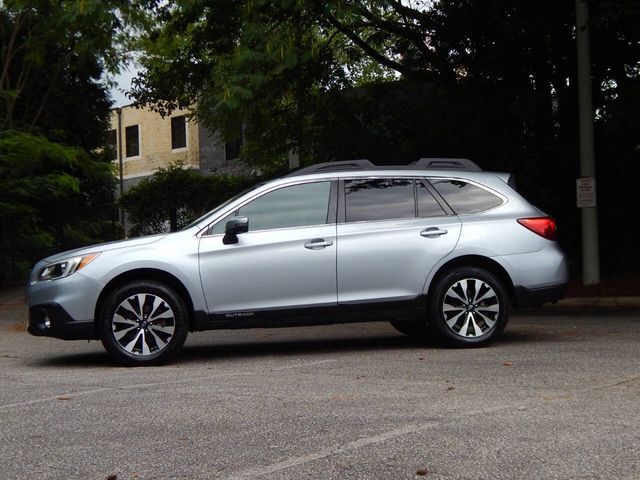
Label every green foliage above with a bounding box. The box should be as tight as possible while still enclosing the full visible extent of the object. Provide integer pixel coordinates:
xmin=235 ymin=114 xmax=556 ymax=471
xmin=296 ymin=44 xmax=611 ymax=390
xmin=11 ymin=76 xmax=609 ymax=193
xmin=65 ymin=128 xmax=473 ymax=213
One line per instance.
xmin=0 ymin=1 xmax=128 ymax=282
xmin=0 ymin=131 xmax=119 ymax=282
xmin=129 ymin=1 xmax=396 ymax=170
xmin=121 ymin=162 xmax=255 ymax=236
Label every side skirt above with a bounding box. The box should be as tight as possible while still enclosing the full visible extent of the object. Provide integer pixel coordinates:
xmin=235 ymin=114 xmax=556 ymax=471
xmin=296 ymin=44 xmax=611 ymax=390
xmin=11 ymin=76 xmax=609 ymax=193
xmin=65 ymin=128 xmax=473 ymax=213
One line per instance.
xmin=192 ymin=298 xmax=427 ymax=331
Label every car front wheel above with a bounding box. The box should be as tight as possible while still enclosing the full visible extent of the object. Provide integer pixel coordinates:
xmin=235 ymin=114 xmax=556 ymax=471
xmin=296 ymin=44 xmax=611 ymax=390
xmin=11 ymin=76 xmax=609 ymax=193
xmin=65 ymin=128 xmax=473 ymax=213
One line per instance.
xmin=100 ymin=281 xmax=189 ymax=366
xmin=428 ymin=267 xmax=508 ymax=347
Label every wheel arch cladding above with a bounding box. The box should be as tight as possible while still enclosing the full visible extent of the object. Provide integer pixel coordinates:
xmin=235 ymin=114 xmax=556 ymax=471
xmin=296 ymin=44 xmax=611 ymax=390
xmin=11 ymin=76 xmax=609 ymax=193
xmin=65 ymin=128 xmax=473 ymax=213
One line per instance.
xmin=94 ymin=268 xmax=196 ymax=339
xmin=429 ymin=255 xmax=515 ymax=305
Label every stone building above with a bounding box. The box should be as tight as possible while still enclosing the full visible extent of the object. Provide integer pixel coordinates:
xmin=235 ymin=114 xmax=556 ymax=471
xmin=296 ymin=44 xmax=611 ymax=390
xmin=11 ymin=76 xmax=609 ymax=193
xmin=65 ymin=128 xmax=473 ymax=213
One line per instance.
xmin=107 ymin=104 xmax=248 ymax=193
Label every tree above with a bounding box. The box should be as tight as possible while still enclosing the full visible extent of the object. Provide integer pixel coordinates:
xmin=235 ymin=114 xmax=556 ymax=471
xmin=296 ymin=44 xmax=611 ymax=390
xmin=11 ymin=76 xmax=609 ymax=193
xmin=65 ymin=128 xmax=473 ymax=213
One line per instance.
xmin=0 ymin=0 xmax=132 ymax=281
xmin=129 ymin=0 xmax=396 ymax=170
xmin=0 ymin=130 xmax=117 ymax=282
xmin=120 ymin=162 xmax=254 ymax=236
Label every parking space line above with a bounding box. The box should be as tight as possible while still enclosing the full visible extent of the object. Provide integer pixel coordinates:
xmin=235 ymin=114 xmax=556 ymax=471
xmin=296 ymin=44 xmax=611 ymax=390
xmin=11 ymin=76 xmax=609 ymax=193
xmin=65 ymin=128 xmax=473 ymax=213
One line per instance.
xmin=271 ymin=359 xmax=337 ymax=371
xmin=0 ymin=361 xmax=338 ymax=411
xmin=223 ymin=404 xmax=516 ymax=479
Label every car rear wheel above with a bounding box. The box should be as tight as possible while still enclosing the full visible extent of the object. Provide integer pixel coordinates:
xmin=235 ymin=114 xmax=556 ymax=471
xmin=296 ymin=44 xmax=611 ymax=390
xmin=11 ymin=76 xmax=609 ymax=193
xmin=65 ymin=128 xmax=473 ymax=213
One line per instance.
xmin=100 ymin=281 xmax=189 ymax=366
xmin=428 ymin=267 xmax=508 ymax=347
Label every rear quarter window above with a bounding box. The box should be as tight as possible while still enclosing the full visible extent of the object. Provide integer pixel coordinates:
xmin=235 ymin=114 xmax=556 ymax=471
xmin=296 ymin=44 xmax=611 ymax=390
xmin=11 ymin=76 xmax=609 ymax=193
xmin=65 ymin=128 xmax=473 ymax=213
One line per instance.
xmin=430 ymin=179 xmax=503 ymax=214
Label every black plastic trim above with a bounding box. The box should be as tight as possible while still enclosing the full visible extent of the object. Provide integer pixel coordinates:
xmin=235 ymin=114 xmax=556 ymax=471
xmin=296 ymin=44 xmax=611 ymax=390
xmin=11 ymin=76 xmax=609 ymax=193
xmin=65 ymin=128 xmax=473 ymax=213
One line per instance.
xmin=514 ymin=284 xmax=568 ymax=308
xmin=420 ymin=178 xmax=455 ymax=216
xmin=28 ymin=303 xmax=97 ymax=340
xmin=194 ymin=297 xmax=427 ymax=331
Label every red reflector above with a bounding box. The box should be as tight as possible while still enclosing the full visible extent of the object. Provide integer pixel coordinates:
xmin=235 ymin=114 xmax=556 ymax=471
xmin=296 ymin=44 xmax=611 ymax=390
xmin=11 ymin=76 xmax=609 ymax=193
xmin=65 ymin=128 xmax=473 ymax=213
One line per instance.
xmin=517 ymin=217 xmax=557 ymax=240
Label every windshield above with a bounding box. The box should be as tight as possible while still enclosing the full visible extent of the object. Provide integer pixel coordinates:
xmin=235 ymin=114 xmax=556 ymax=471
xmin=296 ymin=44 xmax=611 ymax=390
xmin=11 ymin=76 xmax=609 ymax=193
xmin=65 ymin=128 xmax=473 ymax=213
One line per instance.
xmin=181 ymin=183 xmax=264 ymax=231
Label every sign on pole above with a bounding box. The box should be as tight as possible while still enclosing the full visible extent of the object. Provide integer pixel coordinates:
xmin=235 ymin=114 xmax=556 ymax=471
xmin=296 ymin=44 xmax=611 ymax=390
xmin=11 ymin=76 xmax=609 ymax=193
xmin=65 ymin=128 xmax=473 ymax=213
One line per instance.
xmin=576 ymin=177 xmax=596 ymax=208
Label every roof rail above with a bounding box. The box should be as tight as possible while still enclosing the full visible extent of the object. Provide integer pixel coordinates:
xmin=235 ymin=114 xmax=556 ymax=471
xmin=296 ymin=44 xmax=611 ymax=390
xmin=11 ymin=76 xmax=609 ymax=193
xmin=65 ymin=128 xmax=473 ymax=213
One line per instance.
xmin=410 ymin=158 xmax=483 ymax=172
xmin=285 ymin=159 xmax=375 ymax=177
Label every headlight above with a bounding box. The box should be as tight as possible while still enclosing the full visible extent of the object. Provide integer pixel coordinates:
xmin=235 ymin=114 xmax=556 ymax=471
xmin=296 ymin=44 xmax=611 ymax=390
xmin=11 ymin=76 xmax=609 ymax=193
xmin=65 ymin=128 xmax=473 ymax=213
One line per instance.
xmin=34 ymin=253 xmax=100 ymax=283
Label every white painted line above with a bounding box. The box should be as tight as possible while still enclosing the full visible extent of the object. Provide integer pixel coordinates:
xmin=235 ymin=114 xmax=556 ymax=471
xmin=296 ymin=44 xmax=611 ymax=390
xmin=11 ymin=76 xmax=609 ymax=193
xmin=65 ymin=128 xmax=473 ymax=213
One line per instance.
xmin=271 ymin=359 xmax=337 ymax=371
xmin=0 ymin=361 xmax=338 ymax=411
xmin=223 ymin=404 xmax=517 ymax=480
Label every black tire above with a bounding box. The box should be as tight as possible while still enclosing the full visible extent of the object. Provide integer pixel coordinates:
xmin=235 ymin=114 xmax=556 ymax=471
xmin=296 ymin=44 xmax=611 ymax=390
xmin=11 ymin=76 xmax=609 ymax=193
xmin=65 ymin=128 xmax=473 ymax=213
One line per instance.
xmin=389 ymin=319 xmax=430 ymax=340
xmin=428 ymin=267 xmax=508 ymax=347
xmin=100 ymin=280 xmax=189 ymax=366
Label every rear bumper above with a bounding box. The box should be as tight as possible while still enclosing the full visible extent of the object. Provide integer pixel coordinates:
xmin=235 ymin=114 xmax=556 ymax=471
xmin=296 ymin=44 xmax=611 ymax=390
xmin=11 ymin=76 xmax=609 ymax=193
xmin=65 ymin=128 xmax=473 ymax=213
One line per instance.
xmin=28 ymin=303 xmax=97 ymax=340
xmin=514 ymin=284 xmax=568 ymax=308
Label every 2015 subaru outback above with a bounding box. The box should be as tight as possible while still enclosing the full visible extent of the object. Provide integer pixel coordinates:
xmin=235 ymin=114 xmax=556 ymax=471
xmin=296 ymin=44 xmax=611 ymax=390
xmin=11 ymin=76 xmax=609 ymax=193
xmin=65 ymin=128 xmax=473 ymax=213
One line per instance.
xmin=27 ymin=158 xmax=568 ymax=365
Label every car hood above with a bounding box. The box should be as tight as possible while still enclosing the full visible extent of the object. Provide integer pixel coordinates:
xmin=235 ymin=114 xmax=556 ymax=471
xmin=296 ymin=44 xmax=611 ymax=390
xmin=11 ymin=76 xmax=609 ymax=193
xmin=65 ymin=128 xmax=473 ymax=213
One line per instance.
xmin=42 ymin=234 xmax=168 ymax=264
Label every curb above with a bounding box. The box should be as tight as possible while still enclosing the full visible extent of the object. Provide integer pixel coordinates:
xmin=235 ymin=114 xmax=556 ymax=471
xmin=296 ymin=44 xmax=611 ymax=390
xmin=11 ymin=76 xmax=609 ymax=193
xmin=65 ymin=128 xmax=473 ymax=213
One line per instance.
xmin=545 ymin=296 xmax=640 ymax=309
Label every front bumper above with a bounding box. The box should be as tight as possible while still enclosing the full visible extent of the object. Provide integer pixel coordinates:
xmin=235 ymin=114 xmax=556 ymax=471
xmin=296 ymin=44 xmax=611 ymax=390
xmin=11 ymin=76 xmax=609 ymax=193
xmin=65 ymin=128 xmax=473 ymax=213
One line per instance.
xmin=514 ymin=283 xmax=568 ymax=308
xmin=28 ymin=303 xmax=97 ymax=340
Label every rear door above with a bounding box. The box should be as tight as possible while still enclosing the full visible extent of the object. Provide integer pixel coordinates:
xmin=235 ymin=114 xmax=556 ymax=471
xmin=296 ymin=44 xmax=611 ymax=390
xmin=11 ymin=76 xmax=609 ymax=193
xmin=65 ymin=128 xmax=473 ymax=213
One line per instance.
xmin=336 ymin=177 xmax=461 ymax=305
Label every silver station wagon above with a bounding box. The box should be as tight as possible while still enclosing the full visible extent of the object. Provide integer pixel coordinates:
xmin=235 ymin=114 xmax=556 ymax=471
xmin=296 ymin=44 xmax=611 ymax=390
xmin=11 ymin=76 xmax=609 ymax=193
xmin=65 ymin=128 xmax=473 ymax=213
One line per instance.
xmin=27 ymin=158 xmax=568 ymax=365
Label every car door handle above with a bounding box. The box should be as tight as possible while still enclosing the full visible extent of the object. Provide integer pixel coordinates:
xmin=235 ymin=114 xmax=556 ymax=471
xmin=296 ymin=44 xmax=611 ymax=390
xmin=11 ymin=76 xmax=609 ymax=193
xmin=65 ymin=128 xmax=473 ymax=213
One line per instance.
xmin=304 ymin=239 xmax=334 ymax=249
xmin=420 ymin=227 xmax=448 ymax=238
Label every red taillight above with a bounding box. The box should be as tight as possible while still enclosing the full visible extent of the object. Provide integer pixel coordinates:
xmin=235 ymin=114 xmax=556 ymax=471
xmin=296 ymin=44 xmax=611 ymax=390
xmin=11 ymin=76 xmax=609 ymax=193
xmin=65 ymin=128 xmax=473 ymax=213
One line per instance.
xmin=517 ymin=217 xmax=557 ymax=240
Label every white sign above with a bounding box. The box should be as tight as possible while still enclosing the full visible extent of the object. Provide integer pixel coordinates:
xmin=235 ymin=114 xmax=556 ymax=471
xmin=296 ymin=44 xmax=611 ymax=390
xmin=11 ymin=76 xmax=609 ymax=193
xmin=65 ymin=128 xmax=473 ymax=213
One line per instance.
xmin=576 ymin=177 xmax=596 ymax=208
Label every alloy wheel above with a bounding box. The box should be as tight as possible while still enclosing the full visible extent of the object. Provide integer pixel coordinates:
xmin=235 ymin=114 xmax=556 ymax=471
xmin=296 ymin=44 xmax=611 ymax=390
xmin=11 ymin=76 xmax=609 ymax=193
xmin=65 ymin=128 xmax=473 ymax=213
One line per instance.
xmin=441 ymin=278 xmax=500 ymax=339
xmin=111 ymin=293 xmax=176 ymax=356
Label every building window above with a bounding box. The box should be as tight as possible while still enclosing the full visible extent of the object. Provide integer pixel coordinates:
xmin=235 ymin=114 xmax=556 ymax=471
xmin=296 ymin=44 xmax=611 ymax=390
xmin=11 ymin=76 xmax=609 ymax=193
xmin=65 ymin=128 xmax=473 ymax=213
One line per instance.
xmin=225 ymin=136 xmax=243 ymax=161
xmin=125 ymin=125 xmax=140 ymax=157
xmin=106 ymin=129 xmax=117 ymax=161
xmin=171 ymin=115 xmax=187 ymax=150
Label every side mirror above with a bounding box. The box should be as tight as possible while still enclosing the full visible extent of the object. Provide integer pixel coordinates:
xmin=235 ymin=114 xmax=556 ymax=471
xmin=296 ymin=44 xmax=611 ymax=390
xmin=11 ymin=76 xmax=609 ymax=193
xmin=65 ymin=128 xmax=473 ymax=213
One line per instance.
xmin=223 ymin=216 xmax=249 ymax=245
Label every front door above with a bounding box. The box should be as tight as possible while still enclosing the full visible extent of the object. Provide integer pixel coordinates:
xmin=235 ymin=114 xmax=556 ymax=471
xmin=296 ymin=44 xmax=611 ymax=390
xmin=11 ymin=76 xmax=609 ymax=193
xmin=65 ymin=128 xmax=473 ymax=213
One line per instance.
xmin=199 ymin=180 xmax=337 ymax=316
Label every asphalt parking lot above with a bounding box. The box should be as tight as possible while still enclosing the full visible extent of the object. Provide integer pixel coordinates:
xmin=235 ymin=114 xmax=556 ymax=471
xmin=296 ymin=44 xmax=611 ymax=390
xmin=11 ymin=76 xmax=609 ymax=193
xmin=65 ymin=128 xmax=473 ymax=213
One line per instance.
xmin=0 ymin=287 xmax=638 ymax=480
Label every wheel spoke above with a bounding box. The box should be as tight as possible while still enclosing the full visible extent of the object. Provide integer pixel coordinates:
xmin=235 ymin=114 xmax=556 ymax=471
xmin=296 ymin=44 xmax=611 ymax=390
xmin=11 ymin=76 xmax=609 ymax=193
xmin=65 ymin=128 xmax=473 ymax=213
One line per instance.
xmin=149 ymin=310 xmax=173 ymax=322
xmin=475 ymin=289 xmax=496 ymax=304
xmin=459 ymin=314 xmax=471 ymax=336
xmin=149 ymin=329 xmax=168 ymax=349
xmin=478 ymin=304 xmax=499 ymax=313
xmin=114 ymin=325 xmax=137 ymax=341
xmin=469 ymin=314 xmax=483 ymax=337
xmin=445 ymin=288 xmax=466 ymax=303
xmin=458 ymin=279 xmax=470 ymax=303
xmin=149 ymin=324 xmax=174 ymax=336
xmin=443 ymin=304 xmax=464 ymax=313
xmin=123 ymin=330 xmax=143 ymax=353
xmin=445 ymin=310 xmax=465 ymax=328
xmin=113 ymin=313 xmax=137 ymax=326
xmin=141 ymin=330 xmax=151 ymax=356
xmin=476 ymin=310 xmax=497 ymax=328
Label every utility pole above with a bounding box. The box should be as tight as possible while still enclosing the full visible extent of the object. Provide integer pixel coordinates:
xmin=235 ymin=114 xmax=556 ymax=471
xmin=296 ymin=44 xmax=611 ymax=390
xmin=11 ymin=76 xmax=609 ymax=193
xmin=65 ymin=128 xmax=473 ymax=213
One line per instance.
xmin=116 ymin=107 xmax=126 ymax=234
xmin=575 ymin=0 xmax=600 ymax=284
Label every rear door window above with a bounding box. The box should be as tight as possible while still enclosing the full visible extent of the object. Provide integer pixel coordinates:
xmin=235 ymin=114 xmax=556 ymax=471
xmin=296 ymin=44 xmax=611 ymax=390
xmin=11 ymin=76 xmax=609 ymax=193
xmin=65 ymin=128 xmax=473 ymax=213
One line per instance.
xmin=344 ymin=178 xmax=415 ymax=222
xmin=416 ymin=181 xmax=446 ymax=217
xmin=430 ymin=179 xmax=503 ymax=214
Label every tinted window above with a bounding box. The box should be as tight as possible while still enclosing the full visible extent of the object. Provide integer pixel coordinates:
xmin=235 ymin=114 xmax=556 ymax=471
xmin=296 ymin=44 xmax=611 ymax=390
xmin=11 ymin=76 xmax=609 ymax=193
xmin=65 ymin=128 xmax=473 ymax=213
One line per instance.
xmin=106 ymin=129 xmax=117 ymax=161
xmin=171 ymin=115 xmax=186 ymax=149
xmin=225 ymin=137 xmax=243 ymax=160
xmin=417 ymin=181 xmax=446 ymax=217
xmin=345 ymin=178 xmax=415 ymax=222
xmin=211 ymin=182 xmax=331 ymax=233
xmin=431 ymin=179 xmax=502 ymax=214
xmin=125 ymin=125 xmax=139 ymax=157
